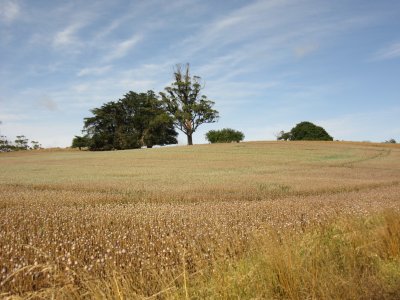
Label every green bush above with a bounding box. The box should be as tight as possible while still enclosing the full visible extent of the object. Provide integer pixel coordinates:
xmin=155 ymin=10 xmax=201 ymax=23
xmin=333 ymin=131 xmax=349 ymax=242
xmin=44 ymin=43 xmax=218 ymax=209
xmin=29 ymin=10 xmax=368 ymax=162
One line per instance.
xmin=384 ymin=139 xmax=396 ymax=144
xmin=278 ymin=121 xmax=333 ymax=141
xmin=206 ymin=128 xmax=244 ymax=143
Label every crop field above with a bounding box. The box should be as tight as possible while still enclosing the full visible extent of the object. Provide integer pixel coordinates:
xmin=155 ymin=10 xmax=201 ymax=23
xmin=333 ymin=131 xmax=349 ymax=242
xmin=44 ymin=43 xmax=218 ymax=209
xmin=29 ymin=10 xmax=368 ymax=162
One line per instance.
xmin=1 ymin=141 xmax=400 ymax=299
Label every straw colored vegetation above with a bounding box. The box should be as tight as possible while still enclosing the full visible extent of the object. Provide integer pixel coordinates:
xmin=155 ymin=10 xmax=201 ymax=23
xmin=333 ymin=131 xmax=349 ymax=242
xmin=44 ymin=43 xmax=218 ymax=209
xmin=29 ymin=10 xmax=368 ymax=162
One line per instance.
xmin=0 ymin=141 xmax=399 ymax=299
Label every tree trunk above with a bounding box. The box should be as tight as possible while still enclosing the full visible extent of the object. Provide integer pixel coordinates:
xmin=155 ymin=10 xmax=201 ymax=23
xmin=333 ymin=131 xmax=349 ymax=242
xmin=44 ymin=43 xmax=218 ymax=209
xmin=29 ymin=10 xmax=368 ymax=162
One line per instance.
xmin=187 ymin=134 xmax=193 ymax=146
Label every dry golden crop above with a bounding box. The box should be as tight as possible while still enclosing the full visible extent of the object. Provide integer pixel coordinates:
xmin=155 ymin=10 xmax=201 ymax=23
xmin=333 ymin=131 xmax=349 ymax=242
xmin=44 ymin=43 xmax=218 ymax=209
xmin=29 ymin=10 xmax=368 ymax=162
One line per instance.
xmin=0 ymin=141 xmax=399 ymax=298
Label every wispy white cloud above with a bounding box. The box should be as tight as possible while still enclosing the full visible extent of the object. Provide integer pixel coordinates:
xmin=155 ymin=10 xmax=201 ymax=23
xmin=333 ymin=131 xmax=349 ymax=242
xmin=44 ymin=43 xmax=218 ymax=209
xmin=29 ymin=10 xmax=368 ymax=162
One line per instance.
xmin=206 ymin=80 xmax=280 ymax=106
xmin=294 ymin=43 xmax=319 ymax=58
xmin=90 ymin=1 xmax=182 ymax=42
xmin=1 ymin=0 xmax=397 ymax=147
xmin=50 ymin=5 xmax=100 ymax=50
xmin=53 ymin=21 xmax=86 ymax=48
xmin=171 ymin=0 xmax=376 ymax=98
xmin=0 ymin=0 xmax=20 ymax=23
xmin=0 ymin=121 xmax=76 ymax=148
xmin=38 ymin=96 xmax=58 ymax=111
xmin=72 ymin=84 xmax=90 ymax=93
xmin=77 ymin=65 xmax=112 ymax=77
xmin=373 ymin=42 xmax=400 ymax=61
xmin=0 ymin=112 xmax=27 ymax=122
xmin=71 ymin=63 xmax=171 ymax=99
xmin=179 ymin=0 xmax=327 ymax=57
xmin=317 ymin=107 xmax=400 ymax=141
xmin=120 ymin=79 xmax=157 ymax=91
xmin=93 ymin=18 xmax=124 ymax=41
xmin=103 ymin=34 xmax=143 ymax=62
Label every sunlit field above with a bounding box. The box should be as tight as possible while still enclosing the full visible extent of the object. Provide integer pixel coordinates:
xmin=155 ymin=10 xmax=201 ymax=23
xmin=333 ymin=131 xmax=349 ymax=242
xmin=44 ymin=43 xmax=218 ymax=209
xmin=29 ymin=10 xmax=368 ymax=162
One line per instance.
xmin=1 ymin=141 xmax=400 ymax=299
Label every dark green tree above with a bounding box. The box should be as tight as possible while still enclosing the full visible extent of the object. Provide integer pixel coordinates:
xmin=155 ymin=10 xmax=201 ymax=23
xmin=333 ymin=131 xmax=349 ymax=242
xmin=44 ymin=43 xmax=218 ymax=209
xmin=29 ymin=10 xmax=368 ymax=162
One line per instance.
xmin=206 ymin=128 xmax=244 ymax=143
xmin=71 ymin=136 xmax=90 ymax=150
xmin=142 ymin=114 xmax=178 ymax=148
xmin=83 ymin=106 xmax=119 ymax=151
xmin=81 ymin=91 xmax=178 ymax=151
xmin=0 ymin=123 xmax=40 ymax=152
xmin=160 ymin=64 xmax=219 ymax=145
xmin=0 ymin=135 xmax=11 ymax=151
xmin=121 ymin=91 xmax=177 ymax=148
xmin=0 ymin=122 xmax=8 ymax=151
xmin=278 ymin=122 xmax=333 ymax=141
xmin=276 ymin=130 xmax=291 ymax=141
xmin=15 ymin=135 xmax=29 ymax=150
xmin=384 ymin=139 xmax=396 ymax=144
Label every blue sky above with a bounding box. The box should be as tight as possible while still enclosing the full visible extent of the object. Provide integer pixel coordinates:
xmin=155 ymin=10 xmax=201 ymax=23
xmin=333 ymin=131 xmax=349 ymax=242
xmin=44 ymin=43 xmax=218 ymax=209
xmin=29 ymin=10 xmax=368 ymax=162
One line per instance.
xmin=0 ymin=0 xmax=399 ymax=147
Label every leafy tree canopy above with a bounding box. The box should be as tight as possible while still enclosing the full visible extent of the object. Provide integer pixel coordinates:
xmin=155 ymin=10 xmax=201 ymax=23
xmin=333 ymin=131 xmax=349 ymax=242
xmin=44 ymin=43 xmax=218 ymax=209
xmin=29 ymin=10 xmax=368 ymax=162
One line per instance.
xmin=0 ymin=128 xmax=41 ymax=152
xmin=384 ymin=139 xmax=396 ymax=144
xmin=160 ymin=64 xmax=219 ymax=145
xmin=14 ymin=135 xmax=29 ymax=150
xmin=71 ymin=136 xmax=90 ymax=150
xmin=206 ymin=128 xmax=245 ymax=143
xmin=81 ymin=91 xmax=178 ymax=151
xmin=276 ymin=131 xmax=291 ymax=141
xmin=277 ymin=122 xmax=333 ymax=141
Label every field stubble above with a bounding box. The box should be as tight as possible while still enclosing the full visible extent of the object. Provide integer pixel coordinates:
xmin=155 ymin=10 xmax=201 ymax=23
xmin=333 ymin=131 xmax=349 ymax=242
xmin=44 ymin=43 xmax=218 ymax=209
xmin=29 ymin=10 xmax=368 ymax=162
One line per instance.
xmin=0 ymin=141 xmax=400 ymax=298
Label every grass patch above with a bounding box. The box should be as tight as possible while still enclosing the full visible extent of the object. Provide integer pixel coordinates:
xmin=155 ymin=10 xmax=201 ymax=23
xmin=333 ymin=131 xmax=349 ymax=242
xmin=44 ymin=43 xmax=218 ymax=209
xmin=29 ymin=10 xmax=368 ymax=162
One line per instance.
xmin=1 ymin=141 xmax=399 ymax=298
xmin=177 ymin=212 xmax=400 ymax=299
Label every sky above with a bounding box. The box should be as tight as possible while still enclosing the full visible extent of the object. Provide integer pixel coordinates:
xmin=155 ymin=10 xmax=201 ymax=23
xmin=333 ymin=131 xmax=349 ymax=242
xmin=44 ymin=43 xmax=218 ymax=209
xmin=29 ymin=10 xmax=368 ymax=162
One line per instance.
xmin=0 ymin=0 xmax=399 ymax=147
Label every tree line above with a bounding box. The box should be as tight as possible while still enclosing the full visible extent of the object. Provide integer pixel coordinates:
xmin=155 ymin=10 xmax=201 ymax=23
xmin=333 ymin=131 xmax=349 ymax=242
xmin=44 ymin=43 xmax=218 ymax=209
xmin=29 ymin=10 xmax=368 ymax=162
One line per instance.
xmin=0 ymin=134 xmax=41 ymax=152
xmin=73 ymin=64 xmax=219 ymax=150
xmin=70 ymin=63 xmax=396 ymax=150
xmin=73 ymin=65 xmax=348 ymax=151
xmin=0 ymin=121 xmax=42 ymax=152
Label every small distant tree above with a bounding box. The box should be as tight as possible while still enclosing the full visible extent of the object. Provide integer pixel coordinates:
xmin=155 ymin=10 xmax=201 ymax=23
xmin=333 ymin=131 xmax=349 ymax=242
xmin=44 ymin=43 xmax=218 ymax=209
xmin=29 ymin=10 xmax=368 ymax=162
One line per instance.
xmin=15 ymin=135 xmax=29 ymax=150
xmin=276 ymin=130 xmax=291 ymax=141
xmin=206 ymin=128 xmax=244 ymax=143
xmin=0 ymin=122 xmax=4 ymax=147
xmin=31 ymin=141 xmax=41 ymax=150
xmin=0 ymin=135 xmax=10 ymax=151
xmin=384 ymin=139 xmax=396 ymax=144
xmin=0 ymin=123 xmax=40 ymax=152
xmin=0 ymin=135 xmax=8 ymax=146
xmin=160 ymin=64 xmax=219 ymax=145
xmin=72 ymin=136 xmax=90 ymax=150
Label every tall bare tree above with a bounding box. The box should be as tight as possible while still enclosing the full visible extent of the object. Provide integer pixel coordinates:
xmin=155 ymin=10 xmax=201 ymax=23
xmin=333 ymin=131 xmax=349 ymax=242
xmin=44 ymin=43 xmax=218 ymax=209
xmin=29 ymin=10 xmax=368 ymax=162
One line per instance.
xmin=160 ymin=64 xmax=219 ymax=145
